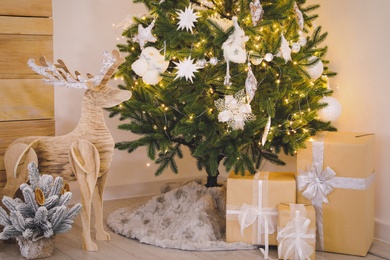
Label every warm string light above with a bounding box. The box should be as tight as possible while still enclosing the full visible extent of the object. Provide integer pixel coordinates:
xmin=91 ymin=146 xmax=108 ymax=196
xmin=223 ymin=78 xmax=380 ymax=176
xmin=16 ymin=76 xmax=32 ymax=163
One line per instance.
xmin=267 ymin=89 xmax=314 ymax=147
xmin=120 ymin=7 xmax=321 ymax=153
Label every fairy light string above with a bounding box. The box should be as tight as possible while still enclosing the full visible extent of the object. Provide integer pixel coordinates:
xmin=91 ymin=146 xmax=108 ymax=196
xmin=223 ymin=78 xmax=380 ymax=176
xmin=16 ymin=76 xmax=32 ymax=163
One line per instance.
xmin=112 ymin=1 xmax=336 ymax=158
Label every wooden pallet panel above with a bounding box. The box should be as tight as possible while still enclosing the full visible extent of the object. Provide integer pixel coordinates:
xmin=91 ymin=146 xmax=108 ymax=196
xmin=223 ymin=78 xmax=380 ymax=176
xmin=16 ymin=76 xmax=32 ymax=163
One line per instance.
xmin=0 ymin=79 xmax=54 ymax=121
xmin=0 ymin=170 xmax=6 ymax=188
xmin=0 ymin=35 xmax=53 ymax=79
xmin=0 ymin=0 xmax=52 ymax=17
xmin=0 ymin=16 xmax=53 ymax=35
xmin=0 ymin=120 xmax=55 ymax=172
xmin=0 ymin=0 xmax=54 ymax=193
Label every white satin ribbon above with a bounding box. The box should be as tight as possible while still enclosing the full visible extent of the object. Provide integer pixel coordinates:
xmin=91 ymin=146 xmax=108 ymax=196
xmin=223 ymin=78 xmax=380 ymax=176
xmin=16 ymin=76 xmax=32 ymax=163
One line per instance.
xmin=277 ymin=207 xmax=315 ymax=260
xmin=297 ymin=132 xmax=375 ymax=250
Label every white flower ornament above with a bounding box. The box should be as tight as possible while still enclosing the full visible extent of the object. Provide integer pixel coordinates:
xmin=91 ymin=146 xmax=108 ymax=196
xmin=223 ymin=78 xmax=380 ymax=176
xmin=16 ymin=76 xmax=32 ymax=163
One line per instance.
xmin=215 ymin=90 xmax=255 ymax=130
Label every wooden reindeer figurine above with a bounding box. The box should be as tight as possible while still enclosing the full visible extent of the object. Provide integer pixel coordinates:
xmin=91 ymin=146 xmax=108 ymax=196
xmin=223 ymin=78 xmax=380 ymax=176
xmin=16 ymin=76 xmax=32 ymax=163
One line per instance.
xmin=1 ymin=50 xmax=131 ymax=251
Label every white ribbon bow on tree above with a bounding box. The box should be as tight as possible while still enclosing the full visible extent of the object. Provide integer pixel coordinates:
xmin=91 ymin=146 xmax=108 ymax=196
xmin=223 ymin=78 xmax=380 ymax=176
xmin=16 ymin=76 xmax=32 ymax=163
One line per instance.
xmin=298 ymin=163 xmax=336 ymax=205
xmin=277 ymin=211 xmax=315 ymax=260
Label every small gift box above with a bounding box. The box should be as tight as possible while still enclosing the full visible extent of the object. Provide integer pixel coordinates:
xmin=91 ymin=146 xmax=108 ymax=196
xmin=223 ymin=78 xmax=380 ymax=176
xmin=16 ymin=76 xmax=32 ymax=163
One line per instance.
xmin=296 ymin=132 xmax=375 ymax=256
xmin=277 ymin=204 xmax=316 ymax=260
xmin=226 ymin=171 xmax=296 ymax=257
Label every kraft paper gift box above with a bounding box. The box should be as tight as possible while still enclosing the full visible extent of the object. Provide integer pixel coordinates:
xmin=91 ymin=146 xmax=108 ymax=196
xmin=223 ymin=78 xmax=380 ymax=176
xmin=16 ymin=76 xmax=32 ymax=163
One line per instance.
xmin=277 ymin=204 xmax=316 ymax=260
xmin=226 ymin=171 xmax=296 ymax=251
xmin=296 ymin=131 xmax=375 ymax=256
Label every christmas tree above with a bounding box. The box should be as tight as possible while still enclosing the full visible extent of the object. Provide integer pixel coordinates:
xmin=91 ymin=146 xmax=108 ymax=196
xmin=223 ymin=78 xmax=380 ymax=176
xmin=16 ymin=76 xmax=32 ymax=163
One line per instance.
xmin=108 ymin=0 xmax=339 ymax=186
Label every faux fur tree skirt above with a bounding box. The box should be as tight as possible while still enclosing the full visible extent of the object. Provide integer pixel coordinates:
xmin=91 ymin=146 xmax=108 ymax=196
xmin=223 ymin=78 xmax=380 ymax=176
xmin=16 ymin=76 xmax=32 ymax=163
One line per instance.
xmin=107 ymin=180 xmax=255 ymax=251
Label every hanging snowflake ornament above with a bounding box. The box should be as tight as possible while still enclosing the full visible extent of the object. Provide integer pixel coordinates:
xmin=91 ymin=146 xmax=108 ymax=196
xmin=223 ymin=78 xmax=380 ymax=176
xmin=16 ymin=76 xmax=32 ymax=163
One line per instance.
xmin=245 ymin=63 xmax=258 ymax=103
xmin=249 ymin=0 xmax=264 ymax=26
xmin=294 ymin=2 xmax=304 ymax=30
xmin=279 ymin=34 xmax=292 ymax=63
xmin=176 ymin=4 xmax=199 ymax=33
xmin=132 ymin=20 xmax=157 ymax=49
xmin=131 ymin=47 xmax=169 ymax=85
xmin=215 ymin=90 xmax=255 ymax=130
xmin=222 ymin=17 xmax=249 ymax=64
xmin=173 ymin=56 xmax=200 ymax=83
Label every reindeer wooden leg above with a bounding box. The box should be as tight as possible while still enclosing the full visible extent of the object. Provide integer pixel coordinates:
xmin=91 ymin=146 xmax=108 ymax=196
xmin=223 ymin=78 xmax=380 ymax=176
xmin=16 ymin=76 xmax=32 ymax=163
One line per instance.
xmin=92 ymin=172 xmax=111 ymax=241
xmin=69 ymin=139 xmax=100 ymax=252
xmin=2 ymin=142 xmax=38 ymax=198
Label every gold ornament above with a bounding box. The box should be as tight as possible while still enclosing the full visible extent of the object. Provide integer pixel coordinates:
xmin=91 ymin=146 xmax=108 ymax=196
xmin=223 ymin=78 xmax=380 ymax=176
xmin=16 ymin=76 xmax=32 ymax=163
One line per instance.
xmin=35 ymin=187 xmax=45 ymax=206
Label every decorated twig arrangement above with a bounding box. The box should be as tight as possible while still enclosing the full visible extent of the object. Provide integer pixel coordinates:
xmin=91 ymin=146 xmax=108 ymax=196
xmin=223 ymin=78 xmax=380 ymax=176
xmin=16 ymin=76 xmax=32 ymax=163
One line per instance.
xmin=0 ymin=162 xmax=82 ymax=259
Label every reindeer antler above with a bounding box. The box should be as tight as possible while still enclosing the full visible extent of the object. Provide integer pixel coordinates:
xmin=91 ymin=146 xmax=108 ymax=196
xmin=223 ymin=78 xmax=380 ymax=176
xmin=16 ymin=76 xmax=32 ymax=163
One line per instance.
xmin=99 ymin=50 xmax=124 ymax=87
xmin=27 ymin=50 xmax=124 ymax=90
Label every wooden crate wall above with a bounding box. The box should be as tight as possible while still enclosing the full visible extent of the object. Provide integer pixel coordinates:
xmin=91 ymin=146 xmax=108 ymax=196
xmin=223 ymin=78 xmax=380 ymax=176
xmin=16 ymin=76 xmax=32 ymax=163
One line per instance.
xmin=0 ymin=0 xmax=54 ymax=191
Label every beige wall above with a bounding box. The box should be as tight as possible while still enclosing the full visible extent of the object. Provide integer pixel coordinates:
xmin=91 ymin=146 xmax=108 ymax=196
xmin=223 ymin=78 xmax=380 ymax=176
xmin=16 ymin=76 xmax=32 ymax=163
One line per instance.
xmin=52 ymin=0 xmax=390 ymax=242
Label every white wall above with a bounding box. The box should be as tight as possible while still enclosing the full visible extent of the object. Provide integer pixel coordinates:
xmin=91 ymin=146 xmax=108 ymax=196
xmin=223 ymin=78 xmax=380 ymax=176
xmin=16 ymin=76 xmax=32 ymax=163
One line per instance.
xmin=306 ymin=0 xmax=390 ymax=243
xmin=52 ymin=0 xmax=214 ymax=199
xmin=52 ymin=0 xmax=390 ymax=242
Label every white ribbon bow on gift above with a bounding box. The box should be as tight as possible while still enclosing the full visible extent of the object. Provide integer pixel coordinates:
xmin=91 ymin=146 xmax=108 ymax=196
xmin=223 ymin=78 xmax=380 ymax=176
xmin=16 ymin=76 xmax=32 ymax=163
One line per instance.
xmin=237 ymin=203 xmax=277 ymax=236
xmin=277 ymin=211 xmax=315 ymax=260
xmin=298 ymin=163 xmax=336 ymax=205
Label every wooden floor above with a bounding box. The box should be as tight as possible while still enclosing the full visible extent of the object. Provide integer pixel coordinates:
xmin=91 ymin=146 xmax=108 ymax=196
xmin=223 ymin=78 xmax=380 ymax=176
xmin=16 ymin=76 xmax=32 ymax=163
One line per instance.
xmin=1 ymin=196 xmax=389 ymax=260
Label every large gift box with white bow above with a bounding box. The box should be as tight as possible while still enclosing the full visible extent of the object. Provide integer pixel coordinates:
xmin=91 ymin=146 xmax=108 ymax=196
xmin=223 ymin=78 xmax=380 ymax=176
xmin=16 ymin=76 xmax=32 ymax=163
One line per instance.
xmin=226 ymin=171 xmax=296 ymax=251
xmin=296 ymin=132 xmax=375 ymax=256
xmin=277 ymin=204 xmax=316 ymax=260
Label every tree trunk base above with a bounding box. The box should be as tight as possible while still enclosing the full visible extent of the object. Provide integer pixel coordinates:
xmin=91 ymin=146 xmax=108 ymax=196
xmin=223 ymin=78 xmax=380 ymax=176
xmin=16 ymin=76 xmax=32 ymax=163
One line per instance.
xmin=205 ymin=175 xmax=222 ymax=187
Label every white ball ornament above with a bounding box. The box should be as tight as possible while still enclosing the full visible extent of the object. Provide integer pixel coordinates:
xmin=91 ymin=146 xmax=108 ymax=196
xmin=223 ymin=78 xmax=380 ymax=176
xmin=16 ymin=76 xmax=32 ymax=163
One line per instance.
xmin=131 ymin=58 xmax=148 ymax=76
xmin=264 ymin=53 xmax=274 ymax=62
xmin=143 ymin=69 xmax=162 ymax=85
xmin=209 ymin=57 xmax=218 ymax=65
xmin=317 ymin=96 xmax=342 ymax=122
xmin=306 ymin=56 xmax=324 ymax=80
xmin=131 ymin=47 xmax=169 ymax=85
xmin=196 ymin=59 xmax=207 ymax=68
xmin=250 ymin=57 xmax=262 ymax=65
